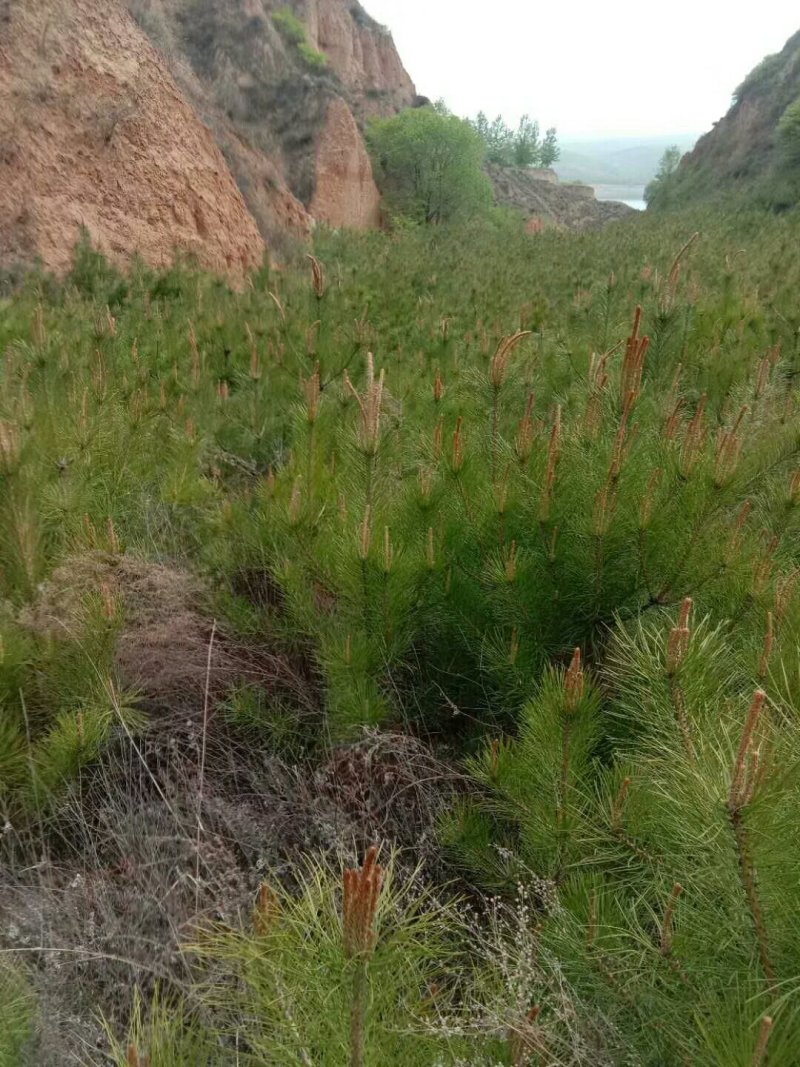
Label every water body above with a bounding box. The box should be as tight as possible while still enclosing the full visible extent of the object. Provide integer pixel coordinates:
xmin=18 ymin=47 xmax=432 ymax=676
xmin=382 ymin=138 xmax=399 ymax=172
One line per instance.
xmin=591 ymin=184 xmax=647 ymax=212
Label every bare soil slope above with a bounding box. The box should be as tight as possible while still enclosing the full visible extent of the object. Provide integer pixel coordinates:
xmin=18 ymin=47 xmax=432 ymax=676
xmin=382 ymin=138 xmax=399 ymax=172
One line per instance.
xmin=0 ymin=0 xmax=266 ymax=278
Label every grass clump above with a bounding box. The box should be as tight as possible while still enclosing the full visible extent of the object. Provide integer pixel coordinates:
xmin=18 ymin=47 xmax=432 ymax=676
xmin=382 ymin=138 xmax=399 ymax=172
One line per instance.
xmin=0 ymin=965 xmax=36 ymax=1064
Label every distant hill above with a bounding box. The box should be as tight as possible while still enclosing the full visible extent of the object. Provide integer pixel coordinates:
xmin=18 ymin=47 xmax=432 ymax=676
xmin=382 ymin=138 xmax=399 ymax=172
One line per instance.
xmin=649 ymin=29 xmax=800 ymax=209
xmin=555 ymin=135 xmax=699 ymax=188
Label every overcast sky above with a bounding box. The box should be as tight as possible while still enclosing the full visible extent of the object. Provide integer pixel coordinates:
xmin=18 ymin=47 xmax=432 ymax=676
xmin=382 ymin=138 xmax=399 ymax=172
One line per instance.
xmin=363 ymin=1 xmax=798 ymax=140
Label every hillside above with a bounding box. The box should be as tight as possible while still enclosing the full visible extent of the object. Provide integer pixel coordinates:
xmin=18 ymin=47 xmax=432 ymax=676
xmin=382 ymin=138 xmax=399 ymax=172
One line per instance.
xmin=127 ymin=0 xmax=417 ymax=237
xmin=0 ymin=0 xmax=650 ymax=279
xmin=650 ymin=28 xmax=800 ymax=208
xmin=4 ymin=193 xmax=800 ymax=1065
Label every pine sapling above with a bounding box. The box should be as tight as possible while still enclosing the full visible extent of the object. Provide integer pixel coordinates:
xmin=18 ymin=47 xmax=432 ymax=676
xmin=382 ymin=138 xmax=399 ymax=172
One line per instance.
xmin=343 ymin=845 xmax=384 ymax=1067
xmin=489 ymin=331 xmax=531 ymax=482
xmin=538 ymin=405 xmax=561 ymax=523
xmin=515 ymin=392 xmax=536 ymax=464
xmin=751 ymin=1015 xmax=773 ymax=1067
xmin=306 ymin=253 xmax=326 ymax=300
xmin=666 ymin=597 xmax=695 ymax=759
xmin=345 ymin=352 xmax=385 ymax=510
xmin=302 ymin=361 xmax=321 ymax=492
xmin=659 ymin=882 xmax=684 ymax=964
xmin=727 ymin=690 xmax=776 ymax=989
xmin=557 ymin=649 xmax=585 ymax=861
xmin=620 ymin=305 xmax=649 ymax=407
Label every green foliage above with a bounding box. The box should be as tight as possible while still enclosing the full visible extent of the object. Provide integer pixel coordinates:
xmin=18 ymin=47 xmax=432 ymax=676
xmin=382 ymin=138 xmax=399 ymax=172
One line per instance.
xmin=271 ymin=7 xmax=306 ymax=45
xmin=367 ymin=106 xmax=493 ymax=224
xmin=272 ymin=7 xmax=327 ymax=68
xmin=0 ymin=964 xmax=35 ymax=1065
xmin=470 ymin=110 xmax=559 ymax=168
xmin=451 ymin=600 xmax=800 ymax=1060
xmin=734 ymin=52 xmax=786 ymax=102
xmin=645 ymin=144 xmax=682 ymax=205
xmin=107 ymin=988 xmax=222 ymax=1066
xmin=651 ymin=32 xmax=800 ymax=211
xmin=540 ymin=126 xmax=560 ymax=166
xmin=297 ymin=39 xmax=327 ymax=68
xmin=5 ymin=197 xmax=800 ymax=1060
xmin=194 ymin=859 xmax=480 ymax=1064
xmin=778 ymin=96 xmax=800 ymax=163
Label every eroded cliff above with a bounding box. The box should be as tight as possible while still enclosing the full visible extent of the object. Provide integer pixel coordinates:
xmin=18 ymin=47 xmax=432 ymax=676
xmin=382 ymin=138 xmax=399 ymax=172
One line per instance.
xmin=0 ymin=0 xmax=416 ymax=277
xmin=127 ymin=0 xmax=415 ymax=237
xmin=649 ymin=28 xmax=800 ymax=209
xmin=0 ymin=0 xmax=266 ymax=278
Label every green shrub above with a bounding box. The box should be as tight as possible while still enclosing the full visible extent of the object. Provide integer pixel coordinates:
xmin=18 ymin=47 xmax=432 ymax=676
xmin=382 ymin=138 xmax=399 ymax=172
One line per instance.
xmin=367 ymin=106 xmax=493 ymax=224
xmin=271 ymin=7 xmax=305 ymax=45
xmin=778 ymin=96 xmax=800 ymax=162
xmin=272 ymin=7 xmax=327 ymax=67
xmin=734 ymin=52 xmax=785 ymax=102
xmin=298 ymin=39 xmax=327 ymax=68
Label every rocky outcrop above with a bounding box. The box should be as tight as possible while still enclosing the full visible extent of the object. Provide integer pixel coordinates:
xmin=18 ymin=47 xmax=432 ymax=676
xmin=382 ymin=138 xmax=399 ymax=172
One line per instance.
xmin=310 ymin=97 xmax=381 ymax=227
xmin=487 ymin=165 xmax=635 ymax=231
xmin=0 ymin=0 xmax=266 ymax=279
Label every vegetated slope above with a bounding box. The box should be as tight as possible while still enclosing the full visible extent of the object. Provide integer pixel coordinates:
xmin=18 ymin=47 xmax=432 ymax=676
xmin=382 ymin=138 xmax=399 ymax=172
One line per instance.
xmin=0 ymin=0 xmax=266 ymax=279
xmin=651 ymin=28 xmax=800 ymax=208
xmin=4 ymin=203 xmax=800 ymax=1061
xmin=127 ymin=0 xmax=417 ymax=237
xmin=488 ymin=163 xmax=635 ymax=229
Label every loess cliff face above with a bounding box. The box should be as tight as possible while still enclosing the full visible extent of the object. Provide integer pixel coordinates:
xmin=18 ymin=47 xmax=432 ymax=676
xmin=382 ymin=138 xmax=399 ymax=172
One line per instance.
xmin=310 ymin=96 xmax=382 ymax=228
xmin=127 ymin=0 xmax=414 ymax=236
xmin=0 ymin=0 xmax=267 ymax=279
xmin=0 ymin=0 xmax=415 ymax=277
xmin=304 ymin=0 xmax=416 ymax=118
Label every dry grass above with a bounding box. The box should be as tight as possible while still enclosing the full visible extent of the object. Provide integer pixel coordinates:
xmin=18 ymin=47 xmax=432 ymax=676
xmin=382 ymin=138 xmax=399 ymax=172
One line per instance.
xmin=20 ymin=551 xmax=310 ymax=718
xmin=1 ymin=721 xmax=461 ymax=1063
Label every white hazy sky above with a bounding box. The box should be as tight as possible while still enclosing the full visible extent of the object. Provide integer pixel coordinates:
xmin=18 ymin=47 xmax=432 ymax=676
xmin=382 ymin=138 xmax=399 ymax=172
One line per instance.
xmin=363 ymin=1 xmax=798 ymax=139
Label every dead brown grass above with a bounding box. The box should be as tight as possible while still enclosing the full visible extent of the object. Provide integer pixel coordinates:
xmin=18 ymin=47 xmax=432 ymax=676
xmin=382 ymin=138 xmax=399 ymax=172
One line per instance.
xmin=20 ymin=551 xmax=310 ymax=718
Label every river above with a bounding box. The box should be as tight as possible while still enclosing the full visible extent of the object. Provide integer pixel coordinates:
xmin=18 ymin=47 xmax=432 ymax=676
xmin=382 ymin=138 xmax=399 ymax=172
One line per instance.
xmin=591 ymin=184 xmax=647 ymax=211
